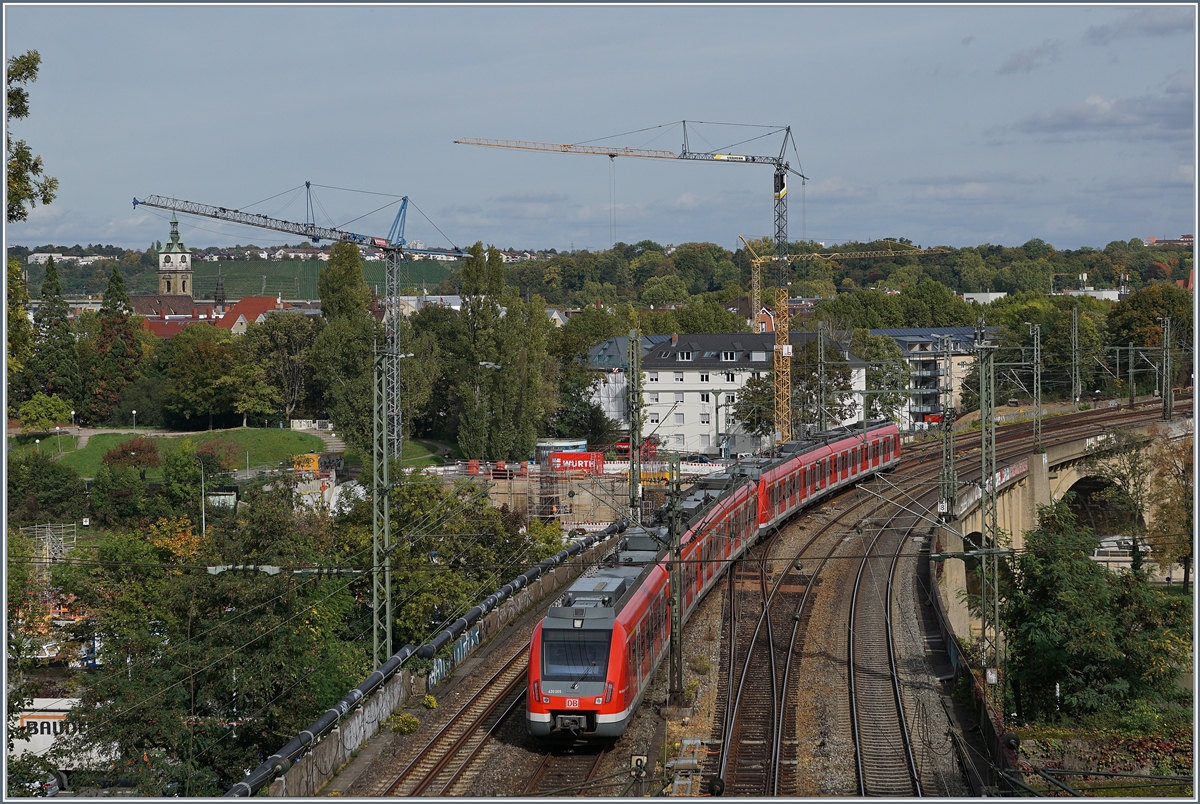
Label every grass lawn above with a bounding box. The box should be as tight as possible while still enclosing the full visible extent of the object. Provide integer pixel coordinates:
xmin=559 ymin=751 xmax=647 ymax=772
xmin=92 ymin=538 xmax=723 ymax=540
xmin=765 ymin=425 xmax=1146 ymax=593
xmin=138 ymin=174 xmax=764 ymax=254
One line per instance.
xmin=8 ymin=433 xmax=78 ymax=459
xmin=54 ymin=428 xmax=326 ymax=478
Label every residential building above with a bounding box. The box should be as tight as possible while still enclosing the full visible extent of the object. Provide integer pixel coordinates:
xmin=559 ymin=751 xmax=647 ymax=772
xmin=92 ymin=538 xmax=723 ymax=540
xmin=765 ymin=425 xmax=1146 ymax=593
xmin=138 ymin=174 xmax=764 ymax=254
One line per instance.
xmin=589 ymin=332 xmax=867 ymax=456
xmin=868 ymin=327 xmax=980 ymax=431
xmin=26 ymin=253 xmax=63 ymax=265
xmin=962 ymin=292 xmax=1007 ymax=305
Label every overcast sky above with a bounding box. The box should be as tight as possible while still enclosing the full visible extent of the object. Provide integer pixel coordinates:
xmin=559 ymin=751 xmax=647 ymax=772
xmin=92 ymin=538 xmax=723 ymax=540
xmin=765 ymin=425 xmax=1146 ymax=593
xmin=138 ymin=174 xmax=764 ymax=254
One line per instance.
xmin=4 ymin=4 xmax=1195 ymax=254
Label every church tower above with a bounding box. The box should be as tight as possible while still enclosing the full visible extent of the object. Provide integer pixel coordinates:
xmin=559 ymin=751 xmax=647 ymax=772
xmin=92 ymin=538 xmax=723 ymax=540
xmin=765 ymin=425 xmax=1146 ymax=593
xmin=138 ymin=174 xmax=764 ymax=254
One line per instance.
xmin=158 ymin=213 xmax=194 ymax=296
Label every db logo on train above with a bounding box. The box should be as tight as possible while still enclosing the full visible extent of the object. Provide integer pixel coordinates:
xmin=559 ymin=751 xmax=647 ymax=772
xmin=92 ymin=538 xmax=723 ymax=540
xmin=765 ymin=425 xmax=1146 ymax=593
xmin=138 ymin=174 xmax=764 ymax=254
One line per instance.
xmin=565 ymin=699 xmax=580 ymax=708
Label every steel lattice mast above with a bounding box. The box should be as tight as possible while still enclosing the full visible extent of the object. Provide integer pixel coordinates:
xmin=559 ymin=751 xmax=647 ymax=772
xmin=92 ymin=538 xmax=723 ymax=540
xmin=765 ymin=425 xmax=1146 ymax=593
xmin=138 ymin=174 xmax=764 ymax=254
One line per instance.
xmin=458 ymin=122 xmax=806 ymax=440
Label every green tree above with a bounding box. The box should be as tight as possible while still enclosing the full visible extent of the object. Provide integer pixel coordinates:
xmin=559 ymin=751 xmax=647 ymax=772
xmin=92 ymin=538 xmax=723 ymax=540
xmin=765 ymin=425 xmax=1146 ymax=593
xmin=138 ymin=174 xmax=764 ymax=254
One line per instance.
xmin=216 ymin=337 xmax=281 ymax=427
xmin=89 ymin=464 xmax=149 ymax=527
xmin=309 ymin=242 xmax=379 ymax=450
xmin=6 ymin=50 xmax=58 ymax=223
xmin=161 ymin=325 xmax=234 ymax=429
xmin=6 ymin=258 xmax=34 ymax=398
xmin=83 ymin=266 xmax=142 ymax=423
xmin=6 ymin=449 xmax=86 ymax=525
xmin=316 ymin=242 xmax=373 ymax=321
xmin=641 ymin=274 xmax=688 ymax=308
xmin=1082 ymin=428 xmax=1156 ymax=574
xmin=1106 ymin=283 xmax=1192 ymax=355
xmin=730 ymin=373 xmax=775 ymax=438
xmin=1002 ymin=500 xmax=1191 ymax=725
xmin=54 ymin=482 xmax=369 ymax=796
xmin=244 ymin=312 xmax=319 ymax=421
xmin=17 ymin=391 xmax=72 ymax=433
xmin=848 ymin=329 xmax=911 ymax=421
xmin=26 ymin=258 xmax=81 ymax=407
xmin=1147 ymin=429 xmax=1193 ymax=591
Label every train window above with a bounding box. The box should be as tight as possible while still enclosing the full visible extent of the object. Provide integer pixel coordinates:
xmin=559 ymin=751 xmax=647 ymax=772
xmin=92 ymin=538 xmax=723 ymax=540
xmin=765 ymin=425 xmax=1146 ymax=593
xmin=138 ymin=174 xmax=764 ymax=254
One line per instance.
xmin=541 ymin=629 xmax=611 ymax=682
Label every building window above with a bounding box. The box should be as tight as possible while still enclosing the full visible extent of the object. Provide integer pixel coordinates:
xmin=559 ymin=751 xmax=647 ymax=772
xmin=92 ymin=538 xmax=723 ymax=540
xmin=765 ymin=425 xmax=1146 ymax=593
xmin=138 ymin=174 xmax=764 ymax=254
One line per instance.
xmin=673 ymin=434 xmax=685 ymax=447
xmin=648 ymin=412 xmax=660 ymax=424
xmin=674 ymin=371 xmax=684 ymax=383
xmin=648 ymin=372 xmax=659 ymax=383
xmin=751 ymin=350 xmax=766 ymax=361
xmin=647 ymin=392 xmax=659 ymax=403
xmin=677 ymin=351 xmax=693 ymax=361
xmin=726 ymin=393 xmax=736 ymax=403
xmin=752 ymin=371 xmax=761 ymax=380
xmin=700 ymin=392 xmax=710 ymax=403
xmin=721 ymin=351 xmax=736 ymax=361
xmin=674 ymin=392 xmax=684 ymax=403
xmin=700 ymin=413 xmax=711 ymax=425
xmin=674 ymin=413 xmax=684 ymax=425
xmin=725 ymin=372 xmax=735 ymax=383
xmin=700 ymin=434 xmax=711 ymax=447
xmin=700 ymin=372 xmax=709 ymax=383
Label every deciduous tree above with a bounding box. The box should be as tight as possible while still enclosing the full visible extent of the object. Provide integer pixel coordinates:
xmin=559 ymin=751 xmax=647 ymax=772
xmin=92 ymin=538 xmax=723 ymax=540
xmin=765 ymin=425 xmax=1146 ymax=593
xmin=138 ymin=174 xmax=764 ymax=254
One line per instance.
xmin=161 ymin=325 xmax=234 ymax=429
xmin=6 ymin=50 xmax=58 ymax=223
xmin=18 ymin=391 xmax=72 ymax=434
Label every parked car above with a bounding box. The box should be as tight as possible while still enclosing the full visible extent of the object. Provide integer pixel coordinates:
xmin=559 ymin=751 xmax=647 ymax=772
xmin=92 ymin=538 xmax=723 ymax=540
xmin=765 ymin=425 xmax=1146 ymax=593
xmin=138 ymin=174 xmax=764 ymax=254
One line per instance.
xmin=683 ymin=454 xmax=713 ymax=464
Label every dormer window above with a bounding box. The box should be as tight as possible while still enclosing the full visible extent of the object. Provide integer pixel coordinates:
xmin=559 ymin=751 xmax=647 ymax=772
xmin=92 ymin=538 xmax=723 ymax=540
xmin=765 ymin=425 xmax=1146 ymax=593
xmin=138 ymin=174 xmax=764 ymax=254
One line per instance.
xmin=677 ymin=351 xmax=693 ymax=361
xmin=721 ymin=351 xmax=736 ymax=361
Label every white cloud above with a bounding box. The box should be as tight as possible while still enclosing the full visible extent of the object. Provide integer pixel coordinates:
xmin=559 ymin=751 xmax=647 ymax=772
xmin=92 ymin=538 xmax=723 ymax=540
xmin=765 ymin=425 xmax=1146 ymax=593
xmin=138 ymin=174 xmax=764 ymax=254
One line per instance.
xmin=1013 ymin=86 xmax=1192 ymax=144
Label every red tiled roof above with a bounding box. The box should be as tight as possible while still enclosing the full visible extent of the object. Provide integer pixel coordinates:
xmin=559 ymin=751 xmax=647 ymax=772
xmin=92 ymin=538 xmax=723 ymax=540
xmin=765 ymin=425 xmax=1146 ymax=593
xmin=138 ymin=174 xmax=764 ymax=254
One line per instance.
xmin=214 ymin=297 xmax=282 ymax=329
xmin=142 ymin=317 xmax=212 ymax=338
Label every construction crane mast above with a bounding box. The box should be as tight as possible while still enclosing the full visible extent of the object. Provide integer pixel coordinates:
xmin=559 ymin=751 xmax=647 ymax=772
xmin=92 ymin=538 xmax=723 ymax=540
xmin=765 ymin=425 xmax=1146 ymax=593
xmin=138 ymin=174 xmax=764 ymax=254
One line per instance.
xmin=458 ymin=122 xmax=806 ymax=441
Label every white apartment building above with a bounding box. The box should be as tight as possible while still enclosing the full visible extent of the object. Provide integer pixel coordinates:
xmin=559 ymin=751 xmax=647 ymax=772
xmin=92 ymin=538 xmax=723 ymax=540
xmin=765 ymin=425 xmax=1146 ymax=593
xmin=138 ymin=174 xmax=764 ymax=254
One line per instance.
xmin=867 ymin=327 xmax=980 ymax=431
xmin=590 ymin=332 xmax=867 ymax=457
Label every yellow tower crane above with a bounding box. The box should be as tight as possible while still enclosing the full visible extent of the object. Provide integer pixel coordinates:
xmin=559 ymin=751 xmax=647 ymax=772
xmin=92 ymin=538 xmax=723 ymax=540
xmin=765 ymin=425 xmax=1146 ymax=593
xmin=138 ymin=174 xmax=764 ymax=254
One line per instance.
xmin=457 ymin=121 xmax=806 ymax=441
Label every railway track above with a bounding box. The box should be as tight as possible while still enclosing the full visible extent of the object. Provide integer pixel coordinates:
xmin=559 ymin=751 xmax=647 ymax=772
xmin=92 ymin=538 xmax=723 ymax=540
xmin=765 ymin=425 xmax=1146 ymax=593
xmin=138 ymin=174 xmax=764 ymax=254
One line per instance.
xmin=521 ymin=744 xmax=609 ymax=796
xmin=378 ymin=645 xmax=528 ymax=796
xmin=702 ymin=400 xmax=1189 ymax=797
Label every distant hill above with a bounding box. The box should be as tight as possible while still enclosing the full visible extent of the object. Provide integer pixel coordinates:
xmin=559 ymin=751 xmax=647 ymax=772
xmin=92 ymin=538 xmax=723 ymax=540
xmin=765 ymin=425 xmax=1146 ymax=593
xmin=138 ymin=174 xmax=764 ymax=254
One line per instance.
xmin=22 ymin=257 xmax=459 ymax=301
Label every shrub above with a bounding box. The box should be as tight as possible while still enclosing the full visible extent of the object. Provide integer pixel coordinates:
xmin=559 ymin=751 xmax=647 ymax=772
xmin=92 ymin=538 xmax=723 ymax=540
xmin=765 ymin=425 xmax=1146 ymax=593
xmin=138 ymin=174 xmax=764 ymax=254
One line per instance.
xmin=688 ymin=655 xmax=710 ymax=676
xmin=422 ymin=694 xmax=437 ymax=710
xmin=389 ymin=713 xmax=419 ymax=734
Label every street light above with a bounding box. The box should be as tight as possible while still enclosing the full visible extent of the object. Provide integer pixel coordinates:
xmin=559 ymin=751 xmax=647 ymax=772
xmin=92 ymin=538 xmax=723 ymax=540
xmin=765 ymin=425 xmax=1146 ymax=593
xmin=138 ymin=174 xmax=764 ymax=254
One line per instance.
xmin=56 ymin=426 xmax=62 ymax=454
xmin=132 ymin=409 xmax=137 ymax=429
xmin=195 ymin=455 xmax=206 ymax=536
xmin=34 ymin=439 xmax=39 ymax=453
xmin=70 ymin=409 xmax=75 ymax=427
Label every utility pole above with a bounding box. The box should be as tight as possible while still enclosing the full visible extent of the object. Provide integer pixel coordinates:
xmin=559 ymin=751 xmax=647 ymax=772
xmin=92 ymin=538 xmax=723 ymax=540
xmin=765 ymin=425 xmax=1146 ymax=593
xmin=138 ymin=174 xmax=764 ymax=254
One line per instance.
xmin=1026 ymin=323 xmax=1042 ymax=452
xmin=627 ymin=330 xmax=643 ymax=524
xmin=1071 ymin=307 xmax=1081 ymax=405
xmin=666 ymin=454 xmax=684 ymax=706
xmin=1128 ymin=342 xmax=1136 ymax=410
xmin=1160 ymin=316 xmax=1173 ymax=421
xmin=938 ymin=334 xmax=957 ymax=519
xmin=371 ymin=349 xmax=393 ymax=668
xmin=975 ymin=321 xmax=1002 ymax=709
xmin=817 ymin=322 xmax=828 ymax=432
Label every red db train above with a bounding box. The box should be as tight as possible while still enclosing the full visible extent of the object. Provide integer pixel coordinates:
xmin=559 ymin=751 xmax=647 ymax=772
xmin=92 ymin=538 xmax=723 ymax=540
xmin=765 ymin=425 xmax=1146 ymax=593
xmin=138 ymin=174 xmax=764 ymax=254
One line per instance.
xmin=527 ymin=420 xmax=901 ymax=738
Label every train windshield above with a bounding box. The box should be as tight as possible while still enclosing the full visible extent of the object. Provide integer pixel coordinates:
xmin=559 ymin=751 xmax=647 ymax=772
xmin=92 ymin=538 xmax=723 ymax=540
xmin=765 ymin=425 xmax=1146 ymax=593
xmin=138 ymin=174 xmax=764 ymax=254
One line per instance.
xmin=541 ymin=629 xmax=611 ymax=682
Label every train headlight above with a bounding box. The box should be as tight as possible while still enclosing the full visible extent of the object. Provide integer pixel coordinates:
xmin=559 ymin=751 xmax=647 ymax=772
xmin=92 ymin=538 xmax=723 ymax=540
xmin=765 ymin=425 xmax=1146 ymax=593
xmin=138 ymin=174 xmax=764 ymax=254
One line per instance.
xmin=595 ymin=697 xmax=603 ymax=705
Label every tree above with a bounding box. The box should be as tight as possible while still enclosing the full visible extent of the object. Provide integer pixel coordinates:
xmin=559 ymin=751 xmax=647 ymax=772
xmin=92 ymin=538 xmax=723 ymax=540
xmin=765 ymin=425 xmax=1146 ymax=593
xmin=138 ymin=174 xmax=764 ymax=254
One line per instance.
xmin=54 ymin=482 xmax=369 ymax=795
xmin=1147 ymin=429 xmax=1193 ymax=590
xmin=26 ymin=258 xmax=81 ymax=407
xmin=1082 ymin=428 xmax=1156 ymax=574
xmin=730 ymin=373 xmax=775 ymax=438
xmin=18 ymin=392 xmax=72 ymax=434
xmin=161 ymin=325 xmax=234 ymax=429
xmin=6 ymin=50 xmax=58 ymax=223
xmin=317 ymin=242 xmax=374 ymax=321
xmin=1106 ymin=283 xmax=1192 ymax=357
xmin=101 ymin=435 xmax=161 ymax=479
xmin=6 ymin=259 xmax=34 ymax=399
xmin=848 ymin=329 xmax=911 ymax=421
xmin=89 ymin=464 xmax=149 ymax=527
xmin=6 ymin=449 xmax=86 ymax=525
xmin=641 ymin=274 xmax=688 ymax=308
xmin=309 ymin=242 xmax=379 ymax=451
xmin=1001 ymin=500 xmax=1191 ymax=726
xmin=216 ymin=336 xmax=281 ymax=427
xmin=82 ymin=266 xmax=143 ymax=423
xmin=244 ymin=312 xmax=319 ymax=421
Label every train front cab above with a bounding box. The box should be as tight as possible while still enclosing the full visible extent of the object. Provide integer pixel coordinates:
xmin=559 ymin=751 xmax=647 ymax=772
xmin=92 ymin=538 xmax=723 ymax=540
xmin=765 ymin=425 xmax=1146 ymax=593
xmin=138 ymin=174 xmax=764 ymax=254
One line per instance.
xmin=529 ymin=615 xmax=620 ymax=738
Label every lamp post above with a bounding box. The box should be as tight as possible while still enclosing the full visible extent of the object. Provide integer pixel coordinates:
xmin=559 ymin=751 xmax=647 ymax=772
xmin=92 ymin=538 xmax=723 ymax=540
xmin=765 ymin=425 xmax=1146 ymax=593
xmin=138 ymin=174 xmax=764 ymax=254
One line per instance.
xmin=195 ymin=455 xmax=206 ymax=536
xmin=132 ymin=409 xmax=137 ymax=429
xmin=71 ymin=409 xmax=75 ymax=428
xmin=56 ymin=426 xmax=62 ymax=455
xmin=34 ymin=439 xmax=39 ymax=453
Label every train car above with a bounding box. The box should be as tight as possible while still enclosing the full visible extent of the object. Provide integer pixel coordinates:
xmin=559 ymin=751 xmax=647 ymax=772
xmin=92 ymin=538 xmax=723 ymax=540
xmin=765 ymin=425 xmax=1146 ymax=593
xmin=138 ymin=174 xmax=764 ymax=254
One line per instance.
xmin=527 ymin=420 xmax=900 ymax=740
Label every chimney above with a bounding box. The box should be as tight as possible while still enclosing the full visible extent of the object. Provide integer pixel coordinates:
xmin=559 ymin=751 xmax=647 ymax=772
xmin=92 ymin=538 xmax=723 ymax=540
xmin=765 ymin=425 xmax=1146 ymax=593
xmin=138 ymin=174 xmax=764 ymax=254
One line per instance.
xmin=671 ymin=333 xmax=678 ymax=345
xmin=161 ymin=309 xmax=167 ymax=320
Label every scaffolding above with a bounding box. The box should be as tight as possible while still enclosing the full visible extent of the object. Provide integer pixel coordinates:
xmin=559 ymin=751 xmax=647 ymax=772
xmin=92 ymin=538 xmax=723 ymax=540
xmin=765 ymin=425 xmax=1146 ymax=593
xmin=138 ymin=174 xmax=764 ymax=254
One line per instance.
xmin=21 ymin=523 xmax=77 ymax=583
